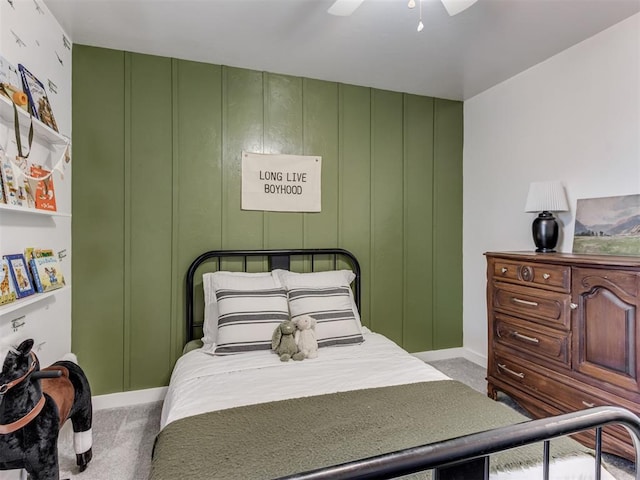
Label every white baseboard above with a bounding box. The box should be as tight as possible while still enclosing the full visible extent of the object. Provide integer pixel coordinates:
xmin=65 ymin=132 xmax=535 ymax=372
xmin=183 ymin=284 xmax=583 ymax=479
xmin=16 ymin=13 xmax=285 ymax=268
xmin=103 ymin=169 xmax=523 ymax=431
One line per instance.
xmin=413 ymin=347 xmax=487 ymax=368
xmin=92 ymin=386 xmax=167 ymax=411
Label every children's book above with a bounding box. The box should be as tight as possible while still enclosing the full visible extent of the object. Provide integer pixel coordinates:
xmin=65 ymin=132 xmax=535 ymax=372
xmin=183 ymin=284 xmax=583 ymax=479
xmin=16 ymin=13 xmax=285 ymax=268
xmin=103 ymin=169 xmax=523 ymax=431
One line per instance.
xmin=30 ymin=165 xmax=56 ymax=211
xmin=18 ymin=64 xmax=58 ymax=131
xmin=5 ymin=253 xmax=35 ymax=298
xmin=30 ymin=255 xmax=65 ymax=293
xmin=0 ymin=168 xmax=5 ymax=204
xmin=0 ymin=144 xmax=5 ymax=204
xmin=25 ymin=247 xmax=54 ymax=263
xmin=1 ymin=160 xmax=23 ymax=206
xmin=0 ymin=258 xmax=17 ymax=305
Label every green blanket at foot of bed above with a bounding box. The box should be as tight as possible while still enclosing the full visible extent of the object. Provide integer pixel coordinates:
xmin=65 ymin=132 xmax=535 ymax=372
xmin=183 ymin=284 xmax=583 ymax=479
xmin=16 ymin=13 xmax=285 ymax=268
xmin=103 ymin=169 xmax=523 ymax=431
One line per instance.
xmin=150 ymin=380 xmax=589 ymax=480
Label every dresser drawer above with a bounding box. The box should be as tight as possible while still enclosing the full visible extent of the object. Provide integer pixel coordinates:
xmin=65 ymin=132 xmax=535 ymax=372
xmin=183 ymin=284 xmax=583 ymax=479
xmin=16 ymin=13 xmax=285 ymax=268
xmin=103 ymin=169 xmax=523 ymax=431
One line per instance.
xmin=493 ymin=260 xmax=570 ymax=293
xmin=492 ymin=352 xmax=637 ymax=412
xmin=493 ymin=282 xmax=571 ymax=330
xmin=494 ymin=313 xmax=570 ymax=367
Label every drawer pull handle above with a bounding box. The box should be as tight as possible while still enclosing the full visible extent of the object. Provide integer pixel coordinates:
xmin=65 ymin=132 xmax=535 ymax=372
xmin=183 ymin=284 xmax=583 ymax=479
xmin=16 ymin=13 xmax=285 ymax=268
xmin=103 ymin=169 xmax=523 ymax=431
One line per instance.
xmin=543 ymin=273 xmax=550 ymax=279
xmin=570 ymin=303 xmax=578 ymax=310
xmin=498 ymin=363 xmax=525 ymax=379
xmin=512 ymin=297 xmax=538 ymax=307
xmin=501 ymin=267 xmax=508 ymax=274
xmin=512 ymin=331 xmax=540 ymax=344
xmin=582 ymin=401 xmax=595 ymax=408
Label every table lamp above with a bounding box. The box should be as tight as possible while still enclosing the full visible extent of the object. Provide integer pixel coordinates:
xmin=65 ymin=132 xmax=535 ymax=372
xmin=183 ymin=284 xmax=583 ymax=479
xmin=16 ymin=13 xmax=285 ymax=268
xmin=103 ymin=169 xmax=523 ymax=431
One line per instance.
xmin=524 ymin=181 xmax=569 ymax=253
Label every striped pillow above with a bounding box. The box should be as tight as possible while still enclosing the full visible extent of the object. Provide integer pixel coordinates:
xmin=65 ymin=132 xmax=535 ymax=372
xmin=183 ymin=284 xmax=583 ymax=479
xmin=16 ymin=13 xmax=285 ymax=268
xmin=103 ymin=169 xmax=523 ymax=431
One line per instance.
xmin=214 ymin=288 xmax=289 ymax=355
xmin=287 ymin=286 xmax=364 ymax=347
xmin=202 ymin=271 xmax=279 ymax=350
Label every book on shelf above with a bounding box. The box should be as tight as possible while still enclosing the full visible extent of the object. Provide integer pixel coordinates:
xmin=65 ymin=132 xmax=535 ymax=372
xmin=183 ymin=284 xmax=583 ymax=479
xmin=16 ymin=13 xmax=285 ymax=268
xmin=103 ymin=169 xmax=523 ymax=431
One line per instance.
xmin=24 ymin=247 xmax=54 ymax=264
xmin=0 ymin=166 xmax=5 ymax=205
xmin=30 ymin=255 xmax=65 ymax=293
xmin=4 ymin=253 xmax=35 ymax=298
xmin=0 ymin=258 xmax=17 ymax=305
xmin=1 ymin=160 xmax=27 ymax=207
xmin=30 ymin=165 xmax=57 ymax=211
xmin=18 ymin=64 xmax=58 ymax=132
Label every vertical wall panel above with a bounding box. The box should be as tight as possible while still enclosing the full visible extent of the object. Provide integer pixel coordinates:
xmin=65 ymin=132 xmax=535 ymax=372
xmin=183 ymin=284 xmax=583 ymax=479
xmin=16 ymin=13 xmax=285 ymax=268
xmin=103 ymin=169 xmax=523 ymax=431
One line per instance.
xmin=72 ymin=45 xmax=463 ymax=393
xmin=264 ymin=73 xmax=304 ymax=250
xmin=338 ymin=85 xmax=372 ymax=324
xmin=433 ymin=98 xmax=464 ymax=348
xmin=403 ymin=95 xmax=435 ymax=352
xmin=370 ymin=89 xmax=404 ymax=343
xmin=128 ymin=53 xmax=174 ymax=389
xmin=223 ymin=67 xmax=264 ymax=254
xmin=72 ymin=46 xmax=126 ymax=394
xmin=302 ymin=79 xmax=339 ymax=268
xmin=174 ymin=60 xmax=223 ymax=352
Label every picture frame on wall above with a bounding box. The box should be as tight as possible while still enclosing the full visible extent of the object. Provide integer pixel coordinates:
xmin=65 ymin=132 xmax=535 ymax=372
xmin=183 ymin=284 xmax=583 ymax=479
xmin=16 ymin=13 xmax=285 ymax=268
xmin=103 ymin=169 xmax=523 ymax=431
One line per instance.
xmin=4 ymin=253 xmax=36 ymax=298
xmin=18 ymin=64 xmax=58 ymax=132
xmin=573 ymin=193 xmax=640 ymax=256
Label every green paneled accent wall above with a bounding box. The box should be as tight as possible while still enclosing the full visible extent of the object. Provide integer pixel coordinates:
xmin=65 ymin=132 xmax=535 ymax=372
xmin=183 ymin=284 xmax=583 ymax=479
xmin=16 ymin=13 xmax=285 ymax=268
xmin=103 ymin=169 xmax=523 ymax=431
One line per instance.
xmin=72 ymin=45 xmax=463 ymax=395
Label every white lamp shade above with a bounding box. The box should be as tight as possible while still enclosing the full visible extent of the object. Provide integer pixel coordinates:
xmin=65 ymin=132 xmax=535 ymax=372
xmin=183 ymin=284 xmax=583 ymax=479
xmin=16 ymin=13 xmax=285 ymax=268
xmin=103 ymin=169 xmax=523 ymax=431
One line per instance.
xmin=524 ymin=181 xmax=569 ymax=213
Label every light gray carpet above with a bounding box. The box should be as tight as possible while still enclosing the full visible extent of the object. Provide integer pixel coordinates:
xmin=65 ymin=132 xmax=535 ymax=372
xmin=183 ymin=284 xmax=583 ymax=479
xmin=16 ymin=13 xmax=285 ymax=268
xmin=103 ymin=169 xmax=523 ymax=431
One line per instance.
xmin=42 ymin=358 xmax=635 ymax=479
xmin=56 ymin=400 xmax=162 ymax=480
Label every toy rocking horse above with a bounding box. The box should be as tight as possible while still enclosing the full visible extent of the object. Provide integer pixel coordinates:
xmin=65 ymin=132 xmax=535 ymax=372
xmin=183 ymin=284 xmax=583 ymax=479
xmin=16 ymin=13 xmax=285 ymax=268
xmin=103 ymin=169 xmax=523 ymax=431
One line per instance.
xmin=0 ymin=339 xmax=93 ymax=480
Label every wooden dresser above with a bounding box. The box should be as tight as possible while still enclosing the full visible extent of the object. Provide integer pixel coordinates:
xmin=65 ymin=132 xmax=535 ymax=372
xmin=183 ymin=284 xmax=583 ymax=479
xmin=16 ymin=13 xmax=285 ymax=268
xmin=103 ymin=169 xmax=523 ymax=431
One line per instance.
xmin=486 ymin=251 xmax=640 ymax=460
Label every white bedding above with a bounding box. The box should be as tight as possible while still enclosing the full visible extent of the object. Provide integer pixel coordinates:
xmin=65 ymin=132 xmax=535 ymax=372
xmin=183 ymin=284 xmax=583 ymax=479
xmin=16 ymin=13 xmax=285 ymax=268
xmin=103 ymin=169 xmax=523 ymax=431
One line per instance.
xmin=160 ymin=328 xmax=616 ymax=480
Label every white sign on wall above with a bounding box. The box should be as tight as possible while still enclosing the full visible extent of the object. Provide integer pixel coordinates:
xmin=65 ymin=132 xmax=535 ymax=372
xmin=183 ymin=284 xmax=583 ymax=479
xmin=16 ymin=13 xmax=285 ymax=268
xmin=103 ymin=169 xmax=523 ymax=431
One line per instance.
xmin=241 ymin=151 xmax=322 ymax=212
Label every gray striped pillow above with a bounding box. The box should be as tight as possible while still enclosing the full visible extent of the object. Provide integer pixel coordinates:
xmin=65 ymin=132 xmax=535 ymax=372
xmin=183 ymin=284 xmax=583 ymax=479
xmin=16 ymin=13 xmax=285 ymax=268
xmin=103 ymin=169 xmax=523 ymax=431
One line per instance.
xmin=288 ymin=286 xmax=364 ymax=347
xmin=214 ymin=288 xmax=289 ymax=355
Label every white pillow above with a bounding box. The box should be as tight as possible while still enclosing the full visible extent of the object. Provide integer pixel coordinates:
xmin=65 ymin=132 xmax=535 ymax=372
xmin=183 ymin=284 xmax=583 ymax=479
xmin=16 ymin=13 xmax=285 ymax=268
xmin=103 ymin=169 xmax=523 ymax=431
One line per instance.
xmin=202 ymin=271 xmax=279 ymax=349
xmin=287 ymin=285 xmax=364 ymax=347
xmin=213 ymin=287 xmax=289 ymax=355
xmin=272 ymin=269 xmax=362 ymax=330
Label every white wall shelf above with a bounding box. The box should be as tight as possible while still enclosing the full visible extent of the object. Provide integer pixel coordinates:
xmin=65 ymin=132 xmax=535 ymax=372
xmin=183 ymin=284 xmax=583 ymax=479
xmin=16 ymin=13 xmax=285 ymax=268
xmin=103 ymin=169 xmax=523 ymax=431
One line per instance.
xmin=0 ymin=286 xmax=66 ymax=317
xmin=0 ymin=94 xmax=68 ymax=149
xmin=0 ymin=203 xmax=71 ymax=217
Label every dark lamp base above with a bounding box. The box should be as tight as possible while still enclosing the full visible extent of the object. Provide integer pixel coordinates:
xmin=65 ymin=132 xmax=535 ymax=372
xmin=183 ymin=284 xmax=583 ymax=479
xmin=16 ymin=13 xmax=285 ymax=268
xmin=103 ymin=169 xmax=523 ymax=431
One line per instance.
xmin=532 ymin=211 xmax=559 ymax=253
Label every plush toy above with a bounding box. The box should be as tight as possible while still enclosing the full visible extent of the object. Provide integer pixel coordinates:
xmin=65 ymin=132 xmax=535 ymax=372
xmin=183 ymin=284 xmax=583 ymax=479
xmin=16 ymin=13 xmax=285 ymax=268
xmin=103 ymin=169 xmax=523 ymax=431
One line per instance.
xmin=294 ymin=315 xmax=318 ymax=359
xmin=0 ymin=338 xmax=93 ymax=480
xmin=272 ymin=320 xmax=304 ymax=362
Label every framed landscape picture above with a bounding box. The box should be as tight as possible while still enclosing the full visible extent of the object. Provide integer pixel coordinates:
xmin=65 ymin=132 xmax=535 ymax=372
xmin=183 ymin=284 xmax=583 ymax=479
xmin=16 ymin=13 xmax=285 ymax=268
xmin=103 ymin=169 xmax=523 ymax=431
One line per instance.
xmin=573 ymin=193 xmax=640 ymax=256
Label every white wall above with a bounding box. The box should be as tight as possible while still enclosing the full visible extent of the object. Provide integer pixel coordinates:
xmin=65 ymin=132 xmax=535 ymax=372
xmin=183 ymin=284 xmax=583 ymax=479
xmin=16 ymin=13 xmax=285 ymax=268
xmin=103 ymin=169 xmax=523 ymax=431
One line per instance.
xmin=463 ymin=14 xmax=640 ymax=361
xmin=0 ymin=0 xmax=72 ymax=369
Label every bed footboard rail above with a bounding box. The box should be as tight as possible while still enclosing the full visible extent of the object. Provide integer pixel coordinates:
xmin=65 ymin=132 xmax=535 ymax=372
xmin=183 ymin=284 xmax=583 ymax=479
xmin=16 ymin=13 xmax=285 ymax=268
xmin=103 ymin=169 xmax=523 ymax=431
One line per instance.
xmin=276 ymin=406 xmax=640 ymax=480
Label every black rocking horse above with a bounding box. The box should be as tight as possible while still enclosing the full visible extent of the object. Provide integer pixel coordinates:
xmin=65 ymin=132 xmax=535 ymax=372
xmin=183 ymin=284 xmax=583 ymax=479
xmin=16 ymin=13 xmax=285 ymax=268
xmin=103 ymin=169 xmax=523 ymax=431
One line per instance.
xmin=0 ymin=339 xmax=93 ymax=480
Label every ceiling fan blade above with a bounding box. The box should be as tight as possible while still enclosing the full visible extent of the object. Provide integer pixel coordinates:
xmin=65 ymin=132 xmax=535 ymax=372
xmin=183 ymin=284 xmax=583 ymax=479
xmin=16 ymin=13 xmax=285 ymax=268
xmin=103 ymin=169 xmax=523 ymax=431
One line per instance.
xmin=327 ymin=0 xmax=366 ymax=16
xmin=440 ymin=0 xmax=478 ymax=16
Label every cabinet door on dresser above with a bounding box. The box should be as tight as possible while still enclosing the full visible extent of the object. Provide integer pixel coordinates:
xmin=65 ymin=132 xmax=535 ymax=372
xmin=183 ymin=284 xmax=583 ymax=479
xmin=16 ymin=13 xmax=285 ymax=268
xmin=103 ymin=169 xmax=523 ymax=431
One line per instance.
xmin=572 ymin=267 xmax=640 ymax=393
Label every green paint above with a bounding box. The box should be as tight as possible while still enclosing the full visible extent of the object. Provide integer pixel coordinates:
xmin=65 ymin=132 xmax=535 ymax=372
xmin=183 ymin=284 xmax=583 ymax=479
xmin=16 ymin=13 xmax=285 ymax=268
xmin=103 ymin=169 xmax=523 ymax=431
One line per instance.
xmin=72 ymin=45 xmax=462 ymax=394
xmin=403 ymin=94 xmax=435 ymax=352
xmin=72 ymin=46 xmax=126 ymax=394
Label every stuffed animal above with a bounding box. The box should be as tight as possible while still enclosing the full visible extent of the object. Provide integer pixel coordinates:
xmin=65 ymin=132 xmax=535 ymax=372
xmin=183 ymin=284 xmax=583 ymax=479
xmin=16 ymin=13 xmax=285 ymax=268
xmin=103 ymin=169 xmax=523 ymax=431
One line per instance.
xmin=294 ymin=315 xmax=318 ymax=359
xmin=272 ymin=320 xmax=304 ymax=362
xmin=0 ymin=338 xmax=93 ymax=480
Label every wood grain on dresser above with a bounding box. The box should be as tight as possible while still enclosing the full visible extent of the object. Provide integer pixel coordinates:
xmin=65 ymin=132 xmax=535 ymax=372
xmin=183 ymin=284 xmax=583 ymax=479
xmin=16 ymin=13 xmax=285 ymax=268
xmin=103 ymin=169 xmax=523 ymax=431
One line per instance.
xmin=486 ymin=251 xmax=640 ymax=461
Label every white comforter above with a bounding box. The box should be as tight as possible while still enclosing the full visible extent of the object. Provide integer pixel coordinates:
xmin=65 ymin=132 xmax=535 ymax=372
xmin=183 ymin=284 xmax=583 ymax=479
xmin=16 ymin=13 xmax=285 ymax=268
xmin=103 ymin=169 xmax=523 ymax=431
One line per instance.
xmin=160 ymin=328 xmax=616 ymax=480
xmin=161 ymin=328 xmax=448 ymax=428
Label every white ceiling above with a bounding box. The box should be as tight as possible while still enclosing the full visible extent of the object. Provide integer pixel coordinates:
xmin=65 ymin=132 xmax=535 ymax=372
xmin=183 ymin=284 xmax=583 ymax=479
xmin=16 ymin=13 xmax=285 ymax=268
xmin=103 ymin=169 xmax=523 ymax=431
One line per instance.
xmin=44 ymin=0 xmax=640 ymax=101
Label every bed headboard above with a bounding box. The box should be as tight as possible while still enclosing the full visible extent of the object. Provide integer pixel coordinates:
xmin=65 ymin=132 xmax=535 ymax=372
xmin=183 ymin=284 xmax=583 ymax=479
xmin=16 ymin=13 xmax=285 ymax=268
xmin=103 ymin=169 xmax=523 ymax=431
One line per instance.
xmin=185 ymin=248 xmax=361 ymax=344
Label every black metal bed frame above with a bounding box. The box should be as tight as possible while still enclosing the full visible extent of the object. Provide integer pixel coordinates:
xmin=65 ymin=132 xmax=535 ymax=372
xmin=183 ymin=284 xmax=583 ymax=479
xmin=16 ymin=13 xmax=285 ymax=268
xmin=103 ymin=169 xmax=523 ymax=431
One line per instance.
xmin=276 ymin=406 xmax=640 ymax=480
xmin=184 ymin=248 xmax=640 ymax=479
xmin=185 ymin=248 xmax=361 ymax=343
